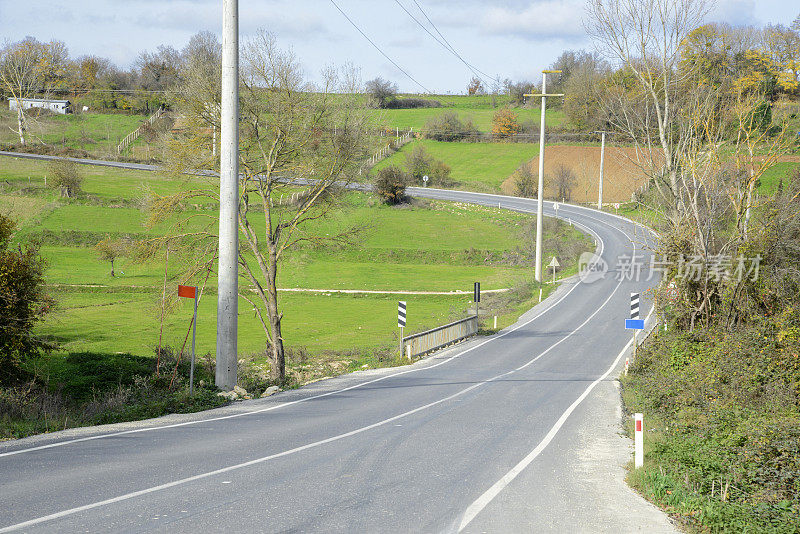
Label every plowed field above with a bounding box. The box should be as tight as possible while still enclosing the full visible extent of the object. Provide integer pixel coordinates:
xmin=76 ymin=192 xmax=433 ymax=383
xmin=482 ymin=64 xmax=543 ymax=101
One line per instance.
xmin=501 ymin=145 xmax=650 ymax=204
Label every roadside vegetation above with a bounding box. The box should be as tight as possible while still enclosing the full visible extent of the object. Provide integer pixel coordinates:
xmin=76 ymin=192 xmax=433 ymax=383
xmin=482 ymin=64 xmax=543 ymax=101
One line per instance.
xmin=580 ymin=0 xmax=800 ymax=530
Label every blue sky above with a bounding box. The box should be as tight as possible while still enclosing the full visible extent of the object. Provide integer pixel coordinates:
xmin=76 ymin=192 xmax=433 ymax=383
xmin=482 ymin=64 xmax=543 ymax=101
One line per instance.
xmin=0 ymin=0 xmax=797 ymax=93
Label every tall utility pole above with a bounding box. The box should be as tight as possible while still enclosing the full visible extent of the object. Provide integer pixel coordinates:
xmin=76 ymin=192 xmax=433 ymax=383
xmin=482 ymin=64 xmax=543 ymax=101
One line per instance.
xmin=593 ymin=131 xmax=613 ymax=209
xmin=525 ymin=71 xmax=563 ymax=283
xmin=217 ymin=0 xmax=239 ymax=390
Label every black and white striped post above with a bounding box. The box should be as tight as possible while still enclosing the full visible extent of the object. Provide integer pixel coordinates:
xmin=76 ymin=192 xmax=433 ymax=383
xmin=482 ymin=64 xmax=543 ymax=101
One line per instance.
xmin=631 ymin=292 xmax=640 ymax=356
xmin=398 ymin=301 xmax=407 ymax=358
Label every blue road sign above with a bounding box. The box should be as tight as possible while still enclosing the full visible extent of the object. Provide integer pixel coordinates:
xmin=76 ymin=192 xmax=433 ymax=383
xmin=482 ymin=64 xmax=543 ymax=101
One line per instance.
xmin=625 ymin=319 xmax=644 ymax=330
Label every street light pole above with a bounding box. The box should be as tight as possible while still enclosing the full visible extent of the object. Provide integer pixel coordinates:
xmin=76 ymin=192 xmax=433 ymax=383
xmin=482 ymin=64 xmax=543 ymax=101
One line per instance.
xmin=524 ymin=70 xmax=563 ymax=283
xmin=217 ymin=0 xmax=239 ymax=390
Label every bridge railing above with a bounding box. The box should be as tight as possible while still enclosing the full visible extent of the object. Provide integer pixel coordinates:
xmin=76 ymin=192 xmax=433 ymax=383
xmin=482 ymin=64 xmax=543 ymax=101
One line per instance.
xmin=403 ymin=315 xmax=478 ymax=359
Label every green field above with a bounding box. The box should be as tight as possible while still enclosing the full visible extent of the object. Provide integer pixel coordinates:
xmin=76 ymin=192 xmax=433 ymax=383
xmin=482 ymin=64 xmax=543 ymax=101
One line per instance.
xmin=372 ymin=139 xmax=539 ymax=192
xmin=1 ymin=155 xmax=591 ymax=372
xmin=757 ymin=161 xmax=800 ymax=194
xmin=371 ymin=106 xmax=564 ymax=133
xmin=0 ymin=110 xmax=147 ymax=153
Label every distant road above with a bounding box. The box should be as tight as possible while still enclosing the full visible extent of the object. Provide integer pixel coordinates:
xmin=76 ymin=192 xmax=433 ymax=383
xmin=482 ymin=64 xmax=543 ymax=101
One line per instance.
xmin=0 ymin=152 xmax=673 ymax=533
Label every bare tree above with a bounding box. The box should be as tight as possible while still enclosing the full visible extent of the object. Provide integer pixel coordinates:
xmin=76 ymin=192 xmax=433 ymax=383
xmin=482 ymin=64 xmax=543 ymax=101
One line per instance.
xmin=236 ymin=32 xmax=370 ymax=382
xmin=0 ymin=38 xmax=68 ymax=145
xmin=586 ymin=0 xmax=711 ymax=216
xmin=552 ymin=165 xmax=577 ymax=201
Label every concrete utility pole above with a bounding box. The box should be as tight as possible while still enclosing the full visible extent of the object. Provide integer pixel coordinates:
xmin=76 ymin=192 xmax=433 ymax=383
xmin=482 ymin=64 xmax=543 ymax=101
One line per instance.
xmin=593 ymin=131 xmax=613 ymax=209
xmin=525 ymin=71 xmax=564 ymax=283
xmin=216 ymin=0 xmax=239 ymax=390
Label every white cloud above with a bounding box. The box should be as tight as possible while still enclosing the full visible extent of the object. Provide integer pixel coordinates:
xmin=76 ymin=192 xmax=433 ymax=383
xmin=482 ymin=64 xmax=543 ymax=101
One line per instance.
xmin=482 ymin=1 xmax=587 ymax=40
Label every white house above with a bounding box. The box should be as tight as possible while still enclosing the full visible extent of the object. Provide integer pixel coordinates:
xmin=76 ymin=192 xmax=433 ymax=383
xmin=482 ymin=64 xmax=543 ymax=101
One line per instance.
xmin=8 ymin=98 xmax=72 ymax=115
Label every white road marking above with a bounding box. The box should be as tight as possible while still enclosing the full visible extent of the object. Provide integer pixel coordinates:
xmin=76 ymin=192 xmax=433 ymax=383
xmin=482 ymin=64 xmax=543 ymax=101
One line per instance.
xmin=456 ymin=304 xmax=657 ymax=532
xmin=0 ymin=224 xmax=605 ymax=460
xmin=0 ymin=249 xmax=630 ymax=533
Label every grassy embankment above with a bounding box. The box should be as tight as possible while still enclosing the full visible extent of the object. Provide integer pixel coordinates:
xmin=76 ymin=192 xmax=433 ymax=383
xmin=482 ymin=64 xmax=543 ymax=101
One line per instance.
xmin=617 ymin=166 xmax=800 ymax=532
xmin=0 ymin=155 xmax=593 ymax=439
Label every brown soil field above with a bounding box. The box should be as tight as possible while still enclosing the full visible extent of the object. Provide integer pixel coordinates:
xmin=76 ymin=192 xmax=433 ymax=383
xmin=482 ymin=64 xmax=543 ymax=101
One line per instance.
xmin=500 ymin=145 xmax=651 ymax=204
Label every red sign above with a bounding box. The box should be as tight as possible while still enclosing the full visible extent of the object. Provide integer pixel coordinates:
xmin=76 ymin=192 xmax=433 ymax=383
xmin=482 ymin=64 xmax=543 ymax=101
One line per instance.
xmin=178 ymin=285 xmax=197 ymax=299
xmin=635 ymin=420 xmax=642 ymax=432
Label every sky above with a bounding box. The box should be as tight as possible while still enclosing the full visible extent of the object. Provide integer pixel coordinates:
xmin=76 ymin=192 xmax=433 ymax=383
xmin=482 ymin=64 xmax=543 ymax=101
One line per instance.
xmin=0 ymin=0 xmax=798 ymax=93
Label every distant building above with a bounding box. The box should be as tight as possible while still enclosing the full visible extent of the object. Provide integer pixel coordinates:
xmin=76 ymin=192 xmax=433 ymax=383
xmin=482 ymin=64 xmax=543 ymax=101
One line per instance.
xmin=8 ymin=98 xmax=72 ymax=115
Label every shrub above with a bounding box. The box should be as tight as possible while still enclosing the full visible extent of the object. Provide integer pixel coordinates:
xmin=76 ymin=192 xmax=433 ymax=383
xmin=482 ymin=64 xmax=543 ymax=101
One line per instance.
xmin=422 ymin=111 xmax=477 ymax=141
xmin=46 ymin=158 xmax=83 ymax=198
xmin=0 ymin=215 xmax=53 ymax=385
xmin=383 ymin=98 xmax=441 ymax=109
xmin=374 ymin=165 xmax=410 ymax=204
xmin=492 ymin=108 xmax=521 ymax=139
xmin=512 ymin=163 xmax=537 ymax=198
xmin=404 ymin=144 xmax=452 ymax=186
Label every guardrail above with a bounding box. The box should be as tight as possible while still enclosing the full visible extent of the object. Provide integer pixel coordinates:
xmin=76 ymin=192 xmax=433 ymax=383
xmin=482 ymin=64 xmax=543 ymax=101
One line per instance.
xmin=402 ymin=315 xmax=479 ymax=358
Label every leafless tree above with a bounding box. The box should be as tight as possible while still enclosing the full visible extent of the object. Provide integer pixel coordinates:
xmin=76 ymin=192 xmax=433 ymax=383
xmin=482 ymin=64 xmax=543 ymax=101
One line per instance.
xmin=551 ymin=165 xmax=577 ymax=202
xmin=586 ymin=0 xmax=711 ymax=216
xmin=0 ymin=38 xmax=68 ymax=145
xmin=238 ymin=32 xmax=370 ymax=381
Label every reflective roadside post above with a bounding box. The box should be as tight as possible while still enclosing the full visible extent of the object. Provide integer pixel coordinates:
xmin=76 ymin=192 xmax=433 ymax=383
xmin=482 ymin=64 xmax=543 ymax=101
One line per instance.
xmin=178 ymin=285 xmax=198 ymax=394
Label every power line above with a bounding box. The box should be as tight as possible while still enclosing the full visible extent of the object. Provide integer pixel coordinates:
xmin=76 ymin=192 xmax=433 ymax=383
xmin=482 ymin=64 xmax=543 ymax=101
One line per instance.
xmin=328 ymin=0 xmax=432 ymax=94
xmin=409 ymin=0 xmax=502 ymax=85
xmin=392 ymin=0 xmax=486 ymax=86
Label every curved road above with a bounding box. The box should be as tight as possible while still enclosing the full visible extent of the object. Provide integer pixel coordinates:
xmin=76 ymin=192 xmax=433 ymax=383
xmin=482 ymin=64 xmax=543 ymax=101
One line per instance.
xmin=0 ymin=154 xmax=665 ymax=532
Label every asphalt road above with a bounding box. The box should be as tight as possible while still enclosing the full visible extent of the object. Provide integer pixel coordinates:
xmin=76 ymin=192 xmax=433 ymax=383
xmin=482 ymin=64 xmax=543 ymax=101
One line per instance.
xmin=0 ymin=154 xmax=668 ymax=532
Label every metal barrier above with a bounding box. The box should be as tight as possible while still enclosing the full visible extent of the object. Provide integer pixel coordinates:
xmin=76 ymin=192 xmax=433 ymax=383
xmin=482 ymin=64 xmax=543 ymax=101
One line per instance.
xmin=403 ymin=315 xmax=479 ymax=358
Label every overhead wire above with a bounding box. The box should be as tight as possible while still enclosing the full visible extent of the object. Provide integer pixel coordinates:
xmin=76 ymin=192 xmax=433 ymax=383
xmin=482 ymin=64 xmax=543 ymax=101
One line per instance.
xmin=328 ymin=0 xmax=432 ymax=94
xmin=408 ymin=0 xmax=502 ymax=85
xmin=392 ymin=0 xmax=487 ymax=87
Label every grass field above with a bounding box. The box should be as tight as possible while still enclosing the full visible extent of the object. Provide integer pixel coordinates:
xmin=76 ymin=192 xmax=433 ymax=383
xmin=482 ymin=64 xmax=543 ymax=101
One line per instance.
xmin=1 ymin=155 xmax=591 ymax=373
xmin=371 ymin=106 xmax=564 ymax=133
xmin=757 ymin=161 xmax=800 ymax=194
xmin=371 ymin=139 xmax=540 ymax=192
xmin=0 ymin=110 xmax=147 ymax=154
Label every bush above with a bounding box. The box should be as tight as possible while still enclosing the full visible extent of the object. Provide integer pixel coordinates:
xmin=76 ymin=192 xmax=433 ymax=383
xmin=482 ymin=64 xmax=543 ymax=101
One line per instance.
xmin=404 ymin=144 xmax=452 ymax=186
xmin=374 ymin=165 xmax=410 ymax=204
xmin=0 ymin=215 xmax=53 ymax=385
xmin=492 ymin=108 xmax=521 ymax=139
xmin=383 ymin=98 xmax=441 ymax=109
xmin=512 ymin=163 xmax=537 ymax=198
xmin=422 ymin=111 xmax=478 ymax=141
xmin=46 ymin=158 xmax=83 ymax=198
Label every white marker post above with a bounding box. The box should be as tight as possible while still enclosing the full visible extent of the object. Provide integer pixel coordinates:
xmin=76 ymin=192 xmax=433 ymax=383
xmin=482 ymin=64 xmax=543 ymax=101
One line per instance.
xmin=398 ymin=301 xmax=407 ymax=358
xmin=178 ymin=285 xmax=198 ymax=394
xmin=634 ymin=413 xmax=644 ymax=468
